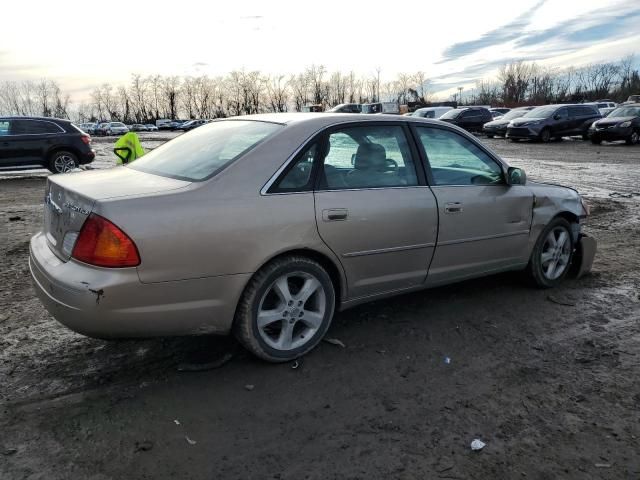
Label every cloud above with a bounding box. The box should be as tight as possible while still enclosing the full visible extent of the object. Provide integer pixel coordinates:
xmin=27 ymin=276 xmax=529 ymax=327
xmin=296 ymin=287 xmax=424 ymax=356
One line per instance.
xmin=438 ymin=0 xmax=547 ymax=62
xmin=439 ymin=0 xmax=639 ymax=66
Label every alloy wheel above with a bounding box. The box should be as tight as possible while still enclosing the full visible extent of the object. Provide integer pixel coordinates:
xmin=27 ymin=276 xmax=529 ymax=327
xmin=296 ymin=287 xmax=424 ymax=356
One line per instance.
xmin=257 ymin=271 xmax=327 ymax=351
xmin=53 ymin=154 xmax=77 ymax=173
xmin=540 ymin=227 xmax=571 ymax=280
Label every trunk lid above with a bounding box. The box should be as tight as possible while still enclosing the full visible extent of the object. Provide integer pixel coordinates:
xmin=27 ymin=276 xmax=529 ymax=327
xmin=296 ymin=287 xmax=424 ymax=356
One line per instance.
xmin=44 ymin=168 xmax=190 ymax=261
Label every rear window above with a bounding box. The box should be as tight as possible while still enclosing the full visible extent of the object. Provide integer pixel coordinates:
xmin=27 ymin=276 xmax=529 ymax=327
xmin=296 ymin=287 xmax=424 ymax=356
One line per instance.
xmin=129 ymin=120 xmax=283 ymax=181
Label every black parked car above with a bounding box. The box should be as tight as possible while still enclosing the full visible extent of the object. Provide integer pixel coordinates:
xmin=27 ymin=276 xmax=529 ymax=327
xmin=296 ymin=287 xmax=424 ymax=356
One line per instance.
xmin=438 ymin=107 xmax=493 ymax=133
xmin=506 ymin=104 xmax=601 ymax=143
xmin=327 ymin=103 xmax=362 ymax=113
xmin=0 ymin=117 xmax=95 ymax=173
xmin=483 ymin=107 xmax=535 ymax=138
xmin=178 ymin=119 xmax=208 ymax=131
xmin=588 ymin=104 xmax=640 ymax=145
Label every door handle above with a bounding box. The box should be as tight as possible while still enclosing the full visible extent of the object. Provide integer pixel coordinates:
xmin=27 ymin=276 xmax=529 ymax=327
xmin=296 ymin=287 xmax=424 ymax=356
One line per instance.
xmin=444 ymin=202 xmax=463 ymax=214
xmin=322 ymin=208 xmax=348 ymax=221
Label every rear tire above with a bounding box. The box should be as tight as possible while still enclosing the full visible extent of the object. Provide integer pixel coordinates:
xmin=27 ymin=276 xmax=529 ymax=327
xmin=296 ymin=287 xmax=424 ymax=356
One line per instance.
xmin=510 ymin=138 xmax=520 ymax=143
xmin=233 ymin=256 xmax=336 ymax=362
xmin=527 ymin=217 xmax=575 ymax=288
xmin=47 ymin=150 xmax=78 ymax=174
xmin=486 ymin=134 xmax=494 ymax=139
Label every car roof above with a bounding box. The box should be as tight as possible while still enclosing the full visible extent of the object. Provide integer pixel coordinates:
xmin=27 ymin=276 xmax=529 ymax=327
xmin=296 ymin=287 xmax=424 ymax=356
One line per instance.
xmin=219 ymin=112 xmax=457 ymax=129
xmin=0 ymin=115 xmax=71 ymax=123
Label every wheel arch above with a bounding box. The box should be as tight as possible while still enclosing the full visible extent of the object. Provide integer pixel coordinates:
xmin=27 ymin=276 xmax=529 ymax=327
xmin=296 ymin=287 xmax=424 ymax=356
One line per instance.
xmin=234 ymin=247 xmax=347 ymax=317
xmin=47 ymin=145 xmax=81 ymax=162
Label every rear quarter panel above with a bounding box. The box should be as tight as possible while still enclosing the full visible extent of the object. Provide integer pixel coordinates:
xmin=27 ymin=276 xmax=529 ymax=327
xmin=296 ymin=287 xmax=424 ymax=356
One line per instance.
xmin=95 ymin=121 xmax=344 ymax=288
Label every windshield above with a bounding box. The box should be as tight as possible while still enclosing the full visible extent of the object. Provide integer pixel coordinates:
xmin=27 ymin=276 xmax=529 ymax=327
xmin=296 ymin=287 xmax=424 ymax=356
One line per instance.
xmin=523 ymin=106 xmax=558 ymax=118
xmin=440 ymin=109 xmax=463 ymax=119
xmin=129 ymin=120 xmax=283 ymax=181
xmin=500 ymin=109 xmax=532 ymax=121
xmin=608 ymin=106 xmax=640 ymax=118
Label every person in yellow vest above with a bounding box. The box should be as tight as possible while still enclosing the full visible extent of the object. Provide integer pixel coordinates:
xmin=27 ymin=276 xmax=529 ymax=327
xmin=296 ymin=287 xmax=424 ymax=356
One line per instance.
xmin=113 ymin=132 xmax=145 ymax=165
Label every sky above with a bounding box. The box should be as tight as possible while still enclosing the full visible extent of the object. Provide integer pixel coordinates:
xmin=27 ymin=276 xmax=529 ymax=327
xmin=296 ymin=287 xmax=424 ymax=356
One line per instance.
xmin=1 ymin=0 xmax=639 ymax=100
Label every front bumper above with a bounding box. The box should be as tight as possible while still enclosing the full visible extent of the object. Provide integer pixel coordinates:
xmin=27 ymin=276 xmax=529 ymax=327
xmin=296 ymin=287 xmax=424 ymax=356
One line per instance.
xmin=589 ymin=126 xmax=632 ymax=141
xmin=483 ymin=125 xmax=507 ymax=136
xmin=506 ymin=126 xmax=541 ymax=139
xmin=29 ymin=232 xmax=251 ymax=338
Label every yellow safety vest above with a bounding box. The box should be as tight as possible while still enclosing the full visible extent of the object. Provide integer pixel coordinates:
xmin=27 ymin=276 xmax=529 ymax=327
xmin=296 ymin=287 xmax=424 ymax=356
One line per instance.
xmin=114 ymin=132 xmax=145 ymax=165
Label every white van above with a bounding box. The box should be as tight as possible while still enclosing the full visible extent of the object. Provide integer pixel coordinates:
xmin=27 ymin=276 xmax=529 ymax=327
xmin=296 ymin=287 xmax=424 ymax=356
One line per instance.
xmin=412 ymin=106 xmax=453 ymax=119
xmin=362 ymin=102 xmax=400 ymax=114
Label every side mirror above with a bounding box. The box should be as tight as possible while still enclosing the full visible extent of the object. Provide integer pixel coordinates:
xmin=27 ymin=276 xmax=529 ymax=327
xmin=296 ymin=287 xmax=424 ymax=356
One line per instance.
xmin=507 ymin=167 xmax=526 ymax=185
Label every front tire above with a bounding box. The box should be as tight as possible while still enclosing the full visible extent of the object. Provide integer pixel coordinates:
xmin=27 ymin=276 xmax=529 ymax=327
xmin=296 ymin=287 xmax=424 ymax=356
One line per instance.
xmin=527 ymin=217 xmax=575 ymax=288
xmin=539 ymin=128 xmax=551 ymax=143
xmin=626 ymin=130 xmax=639 ymax=145
xmin=233 ymin=256 xmax=336 ymax=362
xmin=48 ymin=150 xmax=78 ymax=174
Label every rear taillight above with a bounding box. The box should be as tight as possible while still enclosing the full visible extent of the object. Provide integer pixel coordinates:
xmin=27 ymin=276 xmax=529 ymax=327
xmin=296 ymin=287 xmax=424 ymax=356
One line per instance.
xmin=72 ymin=214 xmax=140 ymax=267
xmin=81 ymin=134 xmax=91 ymax=145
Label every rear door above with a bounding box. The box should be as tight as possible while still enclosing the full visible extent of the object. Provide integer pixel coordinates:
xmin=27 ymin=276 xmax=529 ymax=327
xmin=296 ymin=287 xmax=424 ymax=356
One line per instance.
xmin=311 ymin=123 xmax=439 ymax=299
xmin=9 ymin=119 xmax=63 ymax=165
xmin=412 ymin=124 xmax=534 ymax=286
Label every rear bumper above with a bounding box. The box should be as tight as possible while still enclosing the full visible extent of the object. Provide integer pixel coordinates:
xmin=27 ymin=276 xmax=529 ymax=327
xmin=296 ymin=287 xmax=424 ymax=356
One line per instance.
xmin=79 ymin=149 xmax=95 ymax=164
xmin=29 ymin=232 xmax=250 ymax=338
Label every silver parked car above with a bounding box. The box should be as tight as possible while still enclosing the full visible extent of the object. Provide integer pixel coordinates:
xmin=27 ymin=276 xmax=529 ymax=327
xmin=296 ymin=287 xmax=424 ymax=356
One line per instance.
xmin=30 ymin=114 xmax=596 ymax=362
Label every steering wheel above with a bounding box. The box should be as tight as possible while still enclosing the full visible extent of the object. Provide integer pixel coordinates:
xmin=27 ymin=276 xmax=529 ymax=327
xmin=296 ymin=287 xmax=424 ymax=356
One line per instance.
xmin=385 ymin=158 xmax=398 ymax=171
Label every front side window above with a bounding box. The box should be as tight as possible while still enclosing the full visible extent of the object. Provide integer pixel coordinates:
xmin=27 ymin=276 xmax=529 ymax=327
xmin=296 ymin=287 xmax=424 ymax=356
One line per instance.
xmin=416 ymin=127 xmax=504 ymax=186
xmin=321 ymin=125 xmax=419 ymax=190
xmin=129 ymin=120 xmax=283 ymax=181
xmin=555 ymin=108 xmax=568 ymax=119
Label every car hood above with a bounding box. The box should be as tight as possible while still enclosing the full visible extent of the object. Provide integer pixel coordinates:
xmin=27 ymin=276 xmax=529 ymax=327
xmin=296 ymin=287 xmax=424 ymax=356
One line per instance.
xmin=484 ymin=118 xmax=510 ymax=127
xmin=510 ymin=117 xmax=545 ymax=126
xmin=594 ymin=116 xmax=637 ymax=126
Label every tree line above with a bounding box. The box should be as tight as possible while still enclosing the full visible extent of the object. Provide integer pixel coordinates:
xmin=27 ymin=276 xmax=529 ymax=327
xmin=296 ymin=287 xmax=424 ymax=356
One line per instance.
xmin=0 ymin=56 xmax=638 ymax=123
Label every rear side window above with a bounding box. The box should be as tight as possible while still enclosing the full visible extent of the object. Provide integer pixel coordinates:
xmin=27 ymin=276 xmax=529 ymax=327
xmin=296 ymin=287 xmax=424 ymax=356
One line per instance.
xmin=10 ymin=119 xmax=63 ymax=134
xmin=271 ymin=142 xmax=319 ymax=193
xmin=129 ymin=120 xmax=283 ymax=182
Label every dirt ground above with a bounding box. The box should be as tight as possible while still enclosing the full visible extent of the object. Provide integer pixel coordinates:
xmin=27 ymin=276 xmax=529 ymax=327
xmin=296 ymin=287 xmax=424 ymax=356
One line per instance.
xmin=1 ymin=133 xmax=639 ymax=480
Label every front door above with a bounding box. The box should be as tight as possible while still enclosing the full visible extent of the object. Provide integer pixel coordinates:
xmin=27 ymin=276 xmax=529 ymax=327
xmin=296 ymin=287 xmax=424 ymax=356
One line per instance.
xmin=313 ymin=124 xmax=439 ymax=299
xmin=413 ymin=125 xmax=534 ymax=286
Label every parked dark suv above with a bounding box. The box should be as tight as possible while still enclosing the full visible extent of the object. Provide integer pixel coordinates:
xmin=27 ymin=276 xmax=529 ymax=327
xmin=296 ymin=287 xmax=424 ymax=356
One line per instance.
xmin=506 ymin=104 xmax=601 ymax=142
xmin=438 ymin=107 xmax=493 ymax=133
xmin=588 ymin=104 xmax=640 ymax=145
xmin=0 ymin=117 xmax=95 ymax=173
